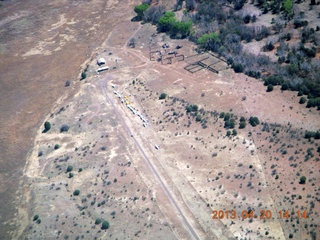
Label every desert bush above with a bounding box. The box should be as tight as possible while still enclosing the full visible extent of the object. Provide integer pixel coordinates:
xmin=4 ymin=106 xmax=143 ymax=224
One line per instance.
xmin=239 ymin=122 xmax=246 ymax=129
xmin=226 ymin=130 xmax=231 ymax=137
xmin=80 ymin=71 xmax=87 ymax=80
xmin=232 ymin=129 xmax=237 ymax=136
xmin=33 ymin=215 xmax=39 ymax=221
xmin=54 ymin=144 xmax=60 ymax=150
xmin=195 ymin=115 xmax=202 ymax=122
xmin=65 ymin=80 xmax=70 ymax=87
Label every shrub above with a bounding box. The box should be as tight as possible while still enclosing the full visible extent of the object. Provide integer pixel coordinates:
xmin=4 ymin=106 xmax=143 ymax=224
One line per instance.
xmin=299 ymin=176 xmax=306 ymax=184
xmin=299 ymin=97 xmax=306 ymax=104
xmin=134 ymin=4 xmax=149 ymax=20
xmin=267 ymin=84 xmax=274 ymax=92
xmin=232 ymin=129 xmax=237 ymax=136
xmin=33 ymin=215 xmax=39 ymax=221
xmin=304 ymin=131 xmax=313 ymax=139
xmin=219 ymin=112 xmax=225 ymax=118
xmin=226 ymin=130 xmax=231 ymax=137
xmin=54 ymin=144 xmax=60 ymax=150
xmin=249 ymin=117 xmax=260 ymax=127
xmin=73 ymin=190 xmax=80 ymax=196
xmin=263 ymin=42 xmax=274 ymax=51
xmin=195 ymin=114 xmax=202 ymax=122
xmin=239 ymin=122 xmax=246 ymax=129
xmin=281 ymin=83 xmax=289 ymax=90
xmin=81 ymin=71 xmax=87 ymax=80
xmin=65 ymin=80 xmax=70 ymax=87
xmin=232 ymin=63 xmax=244 ymax=73
xmin=44 ymin=121 xmax=51 ymax=132
xmin=314 ymin=131 xmax=320 ymax=139
xmin=101 ymin=221 xmax=110 ymax=230
xmin=60 ymin=124 xmax=70 ymax=132
xmin=159 ymin=93 xmax=167 ymax=100
xmin=95 ymin=218 xmax=102 ymax=225
xmin=68 ymin=173 xmax=74 ymax=178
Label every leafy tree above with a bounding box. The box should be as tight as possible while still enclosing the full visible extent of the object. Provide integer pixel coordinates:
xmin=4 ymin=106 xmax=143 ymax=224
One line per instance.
xmin=197 ymin=32 xmax=221 ymax=52
xmin=232 ymin=129 xmax=237 ymax=136
xmin=158 ymin=12 xmax=176 ymax=32
xmin=44 ymin=121 xmax=51 ymax=132
xmin=159 ymin=93 xmax=167 ymax=100
xmin=101 ymin=220 xmax=110 ymax=230
xmin=219 ymin=112 xmax=225 ymax=118
xmin=299 ymin=176 xmax=306 ymax=184
xmin=54 ymin=144 xmax=60 ymax=150
xmin=171 ymin=21 xmax=192 ymax=38
xmin=239 ymin=122 xmax=246 ymax=129
xmin=67 ymin=166 xmax=73 ymax=172
xmin=73 ymin=190 xmax=80 ymax=196
xmin=314 ymin=131 xmax=320 ymax=139
xmin=299 ymin=97 xmax=306 ymax=104
xmin=60 ymin=124 xmax=70 ymax=132
xmin=134 ymin=4 xmax=149 ymax=20
xmin=304 ymin=131 xmax=313 ymax=139
xmin=232 ymin=63 xmax=244 ymax=73
xmin=33 ymin=215 xmax=39 ymax=221
xmin=81 ymin=71 xmax=87 ymax=80
xmin=283 ymin=0 xmax=293 ymax=19
xmin=95 ymin=218 xmax=102 ymax=225
xmin=267 ymin=84 xmax=274 ymax=92
xmin=224 ymin=113 xmax=231 ymax=121
xmin=249 ymin=117 xmax=260 ymax=127
xmin=226 ymin=130 xmax=231 ymax=137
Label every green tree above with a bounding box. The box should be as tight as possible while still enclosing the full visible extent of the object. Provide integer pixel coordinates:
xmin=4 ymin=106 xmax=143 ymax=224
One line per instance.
xmin=299 ymin=97 xmax=306 ymax=104
xmin=299 ymin=176 xmax=306 ymax=184
xmin=60 ymin=124 xmax=70 ymax=132
xmin=44 ymin=122 xmax=51 ymax=132
xmin=283 ymin=0 xmax=293 ymax=19
xmin=304 ymin=131 xmax=313 ymax=139
xmin=226 ymin=130 xmax=231 ymax=137
xmin=73 ymin=189 xmax=80 ymax=196
xmin=239 ymin=122 xmax=246 ymax=129
xmin=195 ymin=114 xmax=202 ymax=122
xmin=232 ymin=129 xmax=237 ymax=136
xmin=224 ymin=113 xmax=230 ymax=121
xmin=101 ymin=220 xmax=110 ymax=230
xmin=81 ymin=71 xmax=87 ymax=80
xmin=33 ymin=215 xmax=39 ymax=221
xmin=159 ymin=93 xmax=167 ymax=100
xmin=158 ymin=12 xmax=176 ymax=32
xmin=267 ymin=84 xmax=274 ymax=92
xmin=67 ymin=166 xmax=73 ymax=172
xmin=134 ymin=4 xmax=149 ymax=20
xmin=314 ymin=131 xmax=320 ymax=139
xmin=95 ymin=218 xmax=102 ymax=225
xmin=54 ymin=144 xmax=60 ymax=150
xmin=171 ymin=21 xmax=192 ymax=38
xmin=249 ymin=117 xmax=260 ymax=127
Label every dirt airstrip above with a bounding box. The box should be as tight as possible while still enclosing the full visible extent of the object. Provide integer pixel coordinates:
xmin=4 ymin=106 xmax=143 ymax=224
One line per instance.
xmin=1 ymin=0 xmax=319 ymax=239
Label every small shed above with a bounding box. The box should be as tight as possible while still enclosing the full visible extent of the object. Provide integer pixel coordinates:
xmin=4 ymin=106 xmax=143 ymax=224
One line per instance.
xmin=97 ymin=58 xmax=106 ymax=66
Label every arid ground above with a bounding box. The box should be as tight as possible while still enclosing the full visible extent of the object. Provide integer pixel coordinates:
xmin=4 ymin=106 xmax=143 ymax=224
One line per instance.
xmin=0 ymin=0 xmax=319 ymax=239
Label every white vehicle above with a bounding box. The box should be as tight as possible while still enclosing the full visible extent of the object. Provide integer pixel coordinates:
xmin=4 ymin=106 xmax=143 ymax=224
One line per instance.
xmin=154 ymin=145 xmax=160 ymax=150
